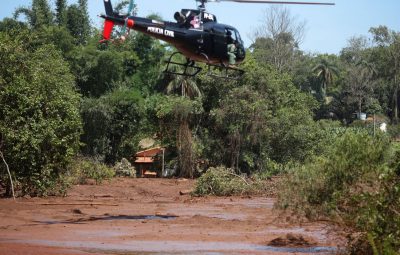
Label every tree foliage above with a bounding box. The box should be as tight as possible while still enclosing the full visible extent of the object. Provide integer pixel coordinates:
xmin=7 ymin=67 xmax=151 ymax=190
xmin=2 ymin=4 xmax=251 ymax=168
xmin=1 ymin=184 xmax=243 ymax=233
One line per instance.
xmin=0 ymin=32 xmax=82 ymax=195
xmin=1 ymin=8 xmax=400 ymax=253
xmin=14 ymin=0 xmax=53 ymax=29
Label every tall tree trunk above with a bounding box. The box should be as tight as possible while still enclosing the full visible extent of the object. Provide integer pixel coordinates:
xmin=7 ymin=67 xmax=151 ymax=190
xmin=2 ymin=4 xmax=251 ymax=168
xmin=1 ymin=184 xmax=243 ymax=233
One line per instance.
xmin=394 ymin=70 xmax=399 ymax=123
xmin=395 ymin=86 xmax=399 ymax=124
xmin=391 ymin=51 xmax=399 ymax=123
xmin=177 ymin=120 xmax=194 ymax=178
xmin=0 ymin=151 xmax=15 ymax=200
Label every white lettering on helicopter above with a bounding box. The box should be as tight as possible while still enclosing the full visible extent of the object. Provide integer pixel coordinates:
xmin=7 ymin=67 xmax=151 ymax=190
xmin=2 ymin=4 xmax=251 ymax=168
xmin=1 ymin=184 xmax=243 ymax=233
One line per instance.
xmin=147 ymin=27 xmax=175 ymax=37
xmin=203 ymin=13 xmax=214 ymax=21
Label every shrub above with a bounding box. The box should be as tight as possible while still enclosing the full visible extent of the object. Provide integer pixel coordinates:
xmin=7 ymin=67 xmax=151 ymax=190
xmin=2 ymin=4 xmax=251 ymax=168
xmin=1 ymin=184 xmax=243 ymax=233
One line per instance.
xmin=277 ymin=130 xmax=400 ymax=253
xmin=68 ymin=157 xmax=115 ymax=185
xmin=278 ymin=130 xmax=389 ymax=214
xmin=114 ymin=158 xmax=136 ymax=177
xmin=193 ymin=166 xmax=260 ymax=196
xmin=0 ymin=33 xmax=82 ymax=196
xmin=388 ymin=124 xmax=400 ymax=140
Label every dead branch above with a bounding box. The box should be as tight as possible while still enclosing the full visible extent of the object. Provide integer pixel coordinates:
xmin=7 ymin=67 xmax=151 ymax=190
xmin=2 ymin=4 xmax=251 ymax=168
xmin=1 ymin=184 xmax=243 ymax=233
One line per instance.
xmin=227 ymin=172 xmax=249 ymax=185
xmin=0 ymin=151 xmax=15 ymax=200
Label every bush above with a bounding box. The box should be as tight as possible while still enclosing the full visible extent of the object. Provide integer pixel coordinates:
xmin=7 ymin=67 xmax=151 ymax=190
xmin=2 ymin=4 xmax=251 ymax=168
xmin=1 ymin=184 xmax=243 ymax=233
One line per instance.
xmin=114 ymin=158 xmax=136 ymax=177
xmin=193 ymin=166 xmax=260 ymax=196
xmin=277 ymin=130 xmax=400 ymax=253
xmin=0 ymin=32 xmax=82 ymax=196
xmin=68 ymin=157 xmax=115 ymax=185
xmin=388 ymin=124 xmax=400 ymax=140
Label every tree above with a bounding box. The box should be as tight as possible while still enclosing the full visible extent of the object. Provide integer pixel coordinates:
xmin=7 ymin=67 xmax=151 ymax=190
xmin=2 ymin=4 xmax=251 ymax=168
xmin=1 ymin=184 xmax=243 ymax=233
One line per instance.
xmin=369 ymin=26 xmax=400 ymax=122
xmin=78 ymin=0 xmax=91 ymax=43
xmin=156 ymin=96 xmax=204 ymax=178
xmin=66 ymin=1 xmax=90 ymax=45
xmin=312 ymin=56 xmax=339 ymax=100
xmin=55 ymin=0 xmax=67 ymax=26
xmin=69 ymin=44 xmax=124 ymax=97
xmin=161 ymin=72 xmax=202 ymax=177
xmin=344 ymin=63 xmax=376 ymax=116
xmin=251 ymin=6 xmax=306 ymax=73
xmin=0 ymin=18 xmax=27 ymax=33
xmin=0 ymin=32 xmax=82 ymax=195
xmin=14 ymin=0 xmax=53 ymax=29
xmin=166 ymin=74 xmax=201 ymax=99
xmin=81 ymin=87 xmax=145 ymax=164
xmin=213 ymin=86 xmax=270 ymax=172
xmin=340 ymin=35 xmax=371 ymax=64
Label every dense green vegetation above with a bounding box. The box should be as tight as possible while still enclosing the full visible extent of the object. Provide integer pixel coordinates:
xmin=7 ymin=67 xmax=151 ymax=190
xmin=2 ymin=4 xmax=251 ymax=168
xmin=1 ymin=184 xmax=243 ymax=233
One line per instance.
xmin=278 ymin=131 xmax=400 ymax=254
xmin=0 ymin=1 xmax=399 ymax=253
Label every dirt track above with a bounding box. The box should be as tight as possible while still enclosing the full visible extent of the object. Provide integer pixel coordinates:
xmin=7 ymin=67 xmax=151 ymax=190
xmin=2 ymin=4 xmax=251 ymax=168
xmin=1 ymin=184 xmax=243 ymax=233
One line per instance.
xmin=0 ymin=178 xmax=344 ymax=254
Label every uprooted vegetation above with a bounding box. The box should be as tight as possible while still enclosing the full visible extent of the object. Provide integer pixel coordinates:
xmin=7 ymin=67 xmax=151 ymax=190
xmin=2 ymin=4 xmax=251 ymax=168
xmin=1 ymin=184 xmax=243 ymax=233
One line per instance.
xmin=277 ymin=130 xmax=400 ymax=254
xmin=192 ymin=166 xmax=282 ymax=196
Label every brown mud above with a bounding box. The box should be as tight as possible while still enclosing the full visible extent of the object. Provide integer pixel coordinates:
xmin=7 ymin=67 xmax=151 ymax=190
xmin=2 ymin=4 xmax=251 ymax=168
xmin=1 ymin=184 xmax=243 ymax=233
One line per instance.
xmin=0 ymin=178 xmax=345 ymax=254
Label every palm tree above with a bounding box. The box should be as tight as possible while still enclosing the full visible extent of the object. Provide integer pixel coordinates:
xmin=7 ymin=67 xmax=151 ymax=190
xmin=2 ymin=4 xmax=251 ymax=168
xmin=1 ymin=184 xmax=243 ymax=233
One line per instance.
xmin=312 ymin=58 xmax=339 ymax=101
xmin=165 ymin=69 xmax=201 ymax=99
xmin=356 ymin=59 xmax=377 ymax=77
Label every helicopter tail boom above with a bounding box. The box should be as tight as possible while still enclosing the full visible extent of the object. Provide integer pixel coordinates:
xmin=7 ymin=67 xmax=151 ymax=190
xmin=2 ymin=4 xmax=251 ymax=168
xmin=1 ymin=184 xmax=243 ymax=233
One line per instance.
xmin=101 ymin=0 xmax=135 ymax=42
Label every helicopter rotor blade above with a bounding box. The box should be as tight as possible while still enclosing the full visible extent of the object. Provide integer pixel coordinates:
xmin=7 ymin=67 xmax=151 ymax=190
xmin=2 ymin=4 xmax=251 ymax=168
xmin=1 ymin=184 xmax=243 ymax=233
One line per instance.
xmin=209 ymin=0 xmax=334 ymax=5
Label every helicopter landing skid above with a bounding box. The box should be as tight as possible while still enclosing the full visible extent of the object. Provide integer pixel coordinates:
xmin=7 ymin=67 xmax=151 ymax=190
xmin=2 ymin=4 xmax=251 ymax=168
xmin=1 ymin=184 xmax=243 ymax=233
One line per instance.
xmin=164 ymin=52 xmax=202 ymax=77
xmin=206 ymin=63 xmax=245 ymax=80
xmin=200 ymin=53 xmax=245 ymax=80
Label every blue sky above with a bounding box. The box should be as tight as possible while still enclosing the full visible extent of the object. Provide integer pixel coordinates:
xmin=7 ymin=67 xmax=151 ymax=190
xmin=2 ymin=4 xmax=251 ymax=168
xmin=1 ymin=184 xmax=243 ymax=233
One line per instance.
xmin=1 ymin=0 xmax=399 ymax=54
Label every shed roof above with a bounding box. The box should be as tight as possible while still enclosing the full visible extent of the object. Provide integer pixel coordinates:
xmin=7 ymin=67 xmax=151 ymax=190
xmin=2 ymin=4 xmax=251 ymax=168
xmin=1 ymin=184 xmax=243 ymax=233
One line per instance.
xmin=135 ymin=147 xmax=164 ymax=157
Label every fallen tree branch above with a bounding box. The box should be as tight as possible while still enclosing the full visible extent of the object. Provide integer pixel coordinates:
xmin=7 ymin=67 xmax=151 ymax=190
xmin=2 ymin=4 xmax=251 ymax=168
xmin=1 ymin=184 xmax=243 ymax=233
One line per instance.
xmin=0 ymin=151 xmax=15 ymax=200
xmin=227 ymin=172 xmax=249 ymax=185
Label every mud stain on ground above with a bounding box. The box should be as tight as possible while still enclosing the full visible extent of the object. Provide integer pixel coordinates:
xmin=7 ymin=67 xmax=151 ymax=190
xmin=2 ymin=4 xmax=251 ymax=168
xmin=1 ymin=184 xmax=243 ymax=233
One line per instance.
xmin=0 ymin=178 xmax=344 ymax=255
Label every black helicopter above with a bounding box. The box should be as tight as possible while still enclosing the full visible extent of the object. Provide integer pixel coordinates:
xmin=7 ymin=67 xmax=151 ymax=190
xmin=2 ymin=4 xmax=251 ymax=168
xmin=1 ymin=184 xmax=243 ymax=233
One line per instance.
xmin=100 ymin=0 xmax=334 ymax=77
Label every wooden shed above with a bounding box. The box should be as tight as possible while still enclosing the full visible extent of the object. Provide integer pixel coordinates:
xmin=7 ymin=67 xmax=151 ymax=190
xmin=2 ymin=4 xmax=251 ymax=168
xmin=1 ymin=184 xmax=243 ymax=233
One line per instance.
xmin=134 ymin=147 xmax=165 ymax=178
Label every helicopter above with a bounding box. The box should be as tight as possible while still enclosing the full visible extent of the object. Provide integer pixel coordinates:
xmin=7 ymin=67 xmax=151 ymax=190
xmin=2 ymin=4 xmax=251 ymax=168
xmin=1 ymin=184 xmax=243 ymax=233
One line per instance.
xmin=100 ymin=0 xmax=334 ymax=78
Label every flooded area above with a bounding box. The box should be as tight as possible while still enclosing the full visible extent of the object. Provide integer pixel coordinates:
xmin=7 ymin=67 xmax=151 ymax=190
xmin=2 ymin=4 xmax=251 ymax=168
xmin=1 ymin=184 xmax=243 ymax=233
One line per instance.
xmin=0 ymin=178 xmax=344 ymax=255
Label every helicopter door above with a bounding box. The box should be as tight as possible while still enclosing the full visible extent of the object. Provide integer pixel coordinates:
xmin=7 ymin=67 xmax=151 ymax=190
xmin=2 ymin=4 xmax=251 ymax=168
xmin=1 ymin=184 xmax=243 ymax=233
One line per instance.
xmin=211 ymin=27 xmax=226 ymax=60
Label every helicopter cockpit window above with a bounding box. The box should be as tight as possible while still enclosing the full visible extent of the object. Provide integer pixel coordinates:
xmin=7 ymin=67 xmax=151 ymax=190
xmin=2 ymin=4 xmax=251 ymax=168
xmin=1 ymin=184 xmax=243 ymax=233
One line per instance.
xmin=190 ymin=15 xmax=201 ymax=29
xmin=235 ymin=30 xmax=243 ymax=45
xmin=226 ymin=29 xmax=237 ymax=43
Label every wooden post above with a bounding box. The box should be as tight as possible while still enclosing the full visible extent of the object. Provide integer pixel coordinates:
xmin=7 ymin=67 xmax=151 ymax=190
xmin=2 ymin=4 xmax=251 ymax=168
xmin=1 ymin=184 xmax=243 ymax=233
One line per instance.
xmin=162 ymin=148 xmax=165 ymax=177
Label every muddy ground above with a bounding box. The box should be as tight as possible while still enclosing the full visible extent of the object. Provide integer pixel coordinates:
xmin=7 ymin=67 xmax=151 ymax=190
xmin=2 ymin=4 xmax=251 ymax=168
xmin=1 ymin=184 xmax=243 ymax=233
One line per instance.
xmin=0 ymin=178 xmax=344 ymax=254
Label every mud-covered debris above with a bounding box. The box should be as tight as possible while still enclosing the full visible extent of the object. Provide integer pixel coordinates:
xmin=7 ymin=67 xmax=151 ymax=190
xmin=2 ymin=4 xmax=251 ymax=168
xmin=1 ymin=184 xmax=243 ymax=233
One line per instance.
xmin=268 ymin=233 xmax=317 ymax=248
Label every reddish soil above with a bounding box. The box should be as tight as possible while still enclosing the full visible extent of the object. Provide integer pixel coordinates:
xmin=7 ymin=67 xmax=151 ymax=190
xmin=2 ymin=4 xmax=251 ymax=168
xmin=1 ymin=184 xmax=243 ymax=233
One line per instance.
xmin=0 ymin=178 xmax=344 ymax=254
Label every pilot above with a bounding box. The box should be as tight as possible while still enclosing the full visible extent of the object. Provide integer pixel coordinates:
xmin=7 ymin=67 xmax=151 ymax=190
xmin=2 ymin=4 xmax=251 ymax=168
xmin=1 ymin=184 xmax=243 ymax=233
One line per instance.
xmin=226 ymin=31 xmax=236 ymax=66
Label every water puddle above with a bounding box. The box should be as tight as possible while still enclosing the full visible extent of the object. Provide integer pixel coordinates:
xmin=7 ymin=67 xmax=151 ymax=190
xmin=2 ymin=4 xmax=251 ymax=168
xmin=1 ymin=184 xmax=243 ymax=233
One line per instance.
xmin=258 ymin=245 xmax=337 ymax=253
xmin=4 ymin=239 xmax=338 ymax=254
xmin=35 ymin=215 xmax=177 ymax=225
xmin=94 ymin=215 xmax=177 ymax=221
